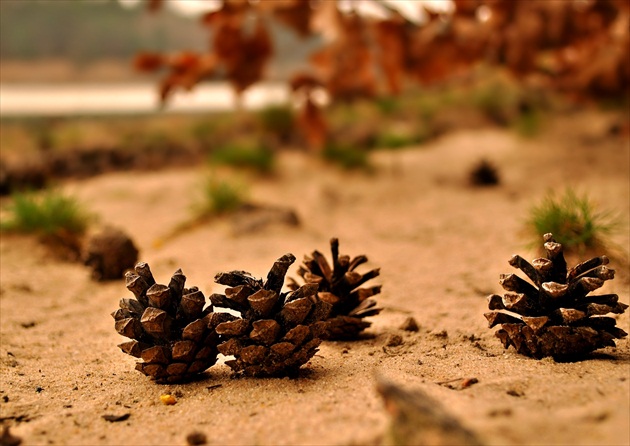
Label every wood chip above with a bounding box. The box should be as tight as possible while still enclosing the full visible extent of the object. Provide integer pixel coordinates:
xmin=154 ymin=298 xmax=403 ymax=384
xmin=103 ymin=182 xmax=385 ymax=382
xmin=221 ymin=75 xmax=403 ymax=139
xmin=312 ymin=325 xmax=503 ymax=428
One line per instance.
xmin=102 ymin=413 xmax=130 ymax=422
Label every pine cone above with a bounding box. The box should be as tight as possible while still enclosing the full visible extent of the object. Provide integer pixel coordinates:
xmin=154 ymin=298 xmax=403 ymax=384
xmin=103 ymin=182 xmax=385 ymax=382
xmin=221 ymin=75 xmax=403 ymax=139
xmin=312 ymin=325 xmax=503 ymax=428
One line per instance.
xmin=83 ymin=226 xmax=139 ymax=281
xmin=210 ymin=253 xmax=332 ymax=377
xmin=485 ymin=233 xmax=628 ymax=359
xmin=112 ymin=262 xmax=222 ymax=383
xmin=288 ymin=238 xmax=382 ymax=339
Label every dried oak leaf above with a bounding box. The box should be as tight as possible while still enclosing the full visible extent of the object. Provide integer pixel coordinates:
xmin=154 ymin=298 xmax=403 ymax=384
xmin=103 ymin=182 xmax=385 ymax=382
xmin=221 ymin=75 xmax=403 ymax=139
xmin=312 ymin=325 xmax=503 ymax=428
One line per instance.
xmin=134 ymin=52 xmax=165 ymax=72
xmin=146 ymin=0 xmax=163 ymax=13
xmin=297 ymin=97 xmax=328 ymax=151
xmin=205 ymin=4 xmax=273 ymax=94
xmin=269 ymin=0 xmax=313 ymax=37
xmin=373 ymin=19 xmax=407 ymax=95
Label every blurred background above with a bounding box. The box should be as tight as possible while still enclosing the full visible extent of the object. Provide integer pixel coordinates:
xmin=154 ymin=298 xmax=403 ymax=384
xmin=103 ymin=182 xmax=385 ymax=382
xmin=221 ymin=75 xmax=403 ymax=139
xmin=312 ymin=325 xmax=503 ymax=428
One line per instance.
xmin=0 ymin=0 xmax=628 ymax=259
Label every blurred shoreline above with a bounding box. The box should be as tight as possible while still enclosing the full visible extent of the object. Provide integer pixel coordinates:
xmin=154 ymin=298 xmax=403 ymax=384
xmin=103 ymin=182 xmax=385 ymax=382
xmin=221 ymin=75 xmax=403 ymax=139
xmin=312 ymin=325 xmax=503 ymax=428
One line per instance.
xmin=0 ymin=81 xmax=290 ymax=117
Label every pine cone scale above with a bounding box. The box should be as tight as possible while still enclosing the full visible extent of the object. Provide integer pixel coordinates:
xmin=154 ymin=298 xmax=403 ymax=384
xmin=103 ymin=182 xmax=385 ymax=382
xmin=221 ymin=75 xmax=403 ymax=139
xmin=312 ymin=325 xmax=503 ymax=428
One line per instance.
xmin=279 ymin=297 xmax=313 ymax=325
xmin=115 ymin=317 xmax=144 ymax=340
xmin=247 ymin=289 xmax=279 ymax=316
xmin=118 ymin=340 xmax=144 ymax=357
xmin=141 ymin=307 xmax=173 ymax=339
xmin=509 ymin=255 xmax=543 ymax=286
xmin=182 ymin=319 xmax=208 ymax=342
xmin=146 ymin=284 xmax=171 ymax=309
xmin=568 ymin=256 xmax=608 ymax=281
xmin=522 ymin=316 xmax=549 ymax=334
xmin=215 ymin=318 xmax=250 ymax=336
xmin=250 ymin=319 xmax=281 ymax=345
xmin=180 ymin=290 xmax=205 ymax=317
xmin=141 ymin=345 xmax=171 ymax=364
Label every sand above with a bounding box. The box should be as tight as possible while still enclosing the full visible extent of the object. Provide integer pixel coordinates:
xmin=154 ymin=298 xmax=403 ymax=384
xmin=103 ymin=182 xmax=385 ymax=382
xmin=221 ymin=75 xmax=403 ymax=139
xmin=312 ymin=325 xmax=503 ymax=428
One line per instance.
xmin=1 ymin=111 xmax=629 ymax=445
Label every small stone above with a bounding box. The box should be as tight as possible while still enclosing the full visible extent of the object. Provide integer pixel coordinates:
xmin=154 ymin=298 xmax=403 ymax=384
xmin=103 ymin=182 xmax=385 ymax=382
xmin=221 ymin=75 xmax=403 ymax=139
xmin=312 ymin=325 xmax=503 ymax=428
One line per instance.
xmin=432 ymin=330 xmax=448 ymax=338
xmin=186 ymin=431 xmax=207 ymax=445
xmin=160 ymin=394 xmax=177 ymax=405
xmin=385 ymin=334 xmax=404 ymax=347
xmin=399 ymin=317 xmax=419 ymax=332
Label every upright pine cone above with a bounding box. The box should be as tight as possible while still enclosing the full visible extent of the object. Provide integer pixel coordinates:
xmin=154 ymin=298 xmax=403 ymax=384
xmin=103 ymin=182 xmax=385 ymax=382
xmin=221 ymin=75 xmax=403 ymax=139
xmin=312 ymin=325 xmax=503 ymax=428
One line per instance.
xmin=485 ymin=233 xmax=628 ymax=359
xmin=288 ymin=238 xmax=382 ymax=339
xmin=210 ymin=253 xmax=332 ymax=377
xmin=112 ymin=262 xmax=222 ymax=383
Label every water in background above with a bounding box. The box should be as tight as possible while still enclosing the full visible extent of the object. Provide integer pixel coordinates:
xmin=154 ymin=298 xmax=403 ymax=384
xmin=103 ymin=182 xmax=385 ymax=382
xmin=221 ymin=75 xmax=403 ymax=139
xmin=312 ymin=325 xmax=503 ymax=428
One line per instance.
xmin=0 ymin=82 xmax=289 ymax=117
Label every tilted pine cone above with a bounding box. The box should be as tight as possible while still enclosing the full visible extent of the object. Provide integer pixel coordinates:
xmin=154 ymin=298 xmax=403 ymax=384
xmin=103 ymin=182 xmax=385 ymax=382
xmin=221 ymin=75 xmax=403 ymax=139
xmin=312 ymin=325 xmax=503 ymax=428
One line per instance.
xmin=485 ymin=233 xmax=628 ymax=359
xmin=288 ymin=238 xmax=382 ymax=339
xmin=112 ymin=262 xmax=223 ymax=383
xmin=210 ymin=253 xmax=332 ymax=377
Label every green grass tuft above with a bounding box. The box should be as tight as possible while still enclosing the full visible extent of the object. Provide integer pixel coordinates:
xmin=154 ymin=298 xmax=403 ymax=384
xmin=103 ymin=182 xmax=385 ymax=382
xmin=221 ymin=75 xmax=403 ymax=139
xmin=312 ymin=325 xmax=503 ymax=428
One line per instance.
xmin=514 ymin=109 xmax=541 ymax=138
xmin=258 ymin=105 xmax=294 ymax=141
xmin=210 ymin=142 xmax=275 ymax=173
xmin=322 ymin=143 xmax=370 ymax=170
xmin=527 ymin=189 xmax=620 ymax=254
xmin=198 ymin=177 xmax=247 ymax=216
xmin=0 ymin=189 xmax=90 ymax=236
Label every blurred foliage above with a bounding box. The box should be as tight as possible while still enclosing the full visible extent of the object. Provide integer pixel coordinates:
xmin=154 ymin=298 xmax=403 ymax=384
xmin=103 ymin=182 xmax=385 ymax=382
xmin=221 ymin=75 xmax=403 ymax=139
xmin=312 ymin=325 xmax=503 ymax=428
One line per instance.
xmin=136 ymin=0 xmax=628 ymax=151
xmin=322 ymin=143 xmax=370 ymax=170
xmin=527 ymin=189 xmax=620 ymax=255
xmin=198 ymin=176 xmax=247 ymax=216
xmin=0 ymin=189 xmax=90 ymax=236
xmin=209 ymin=140 xmax=275 ymax=174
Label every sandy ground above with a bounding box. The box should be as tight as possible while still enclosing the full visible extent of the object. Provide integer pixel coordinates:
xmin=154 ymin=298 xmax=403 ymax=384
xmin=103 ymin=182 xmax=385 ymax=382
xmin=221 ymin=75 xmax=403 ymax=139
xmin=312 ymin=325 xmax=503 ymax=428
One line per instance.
xmin=1 ymin=111 xmax=629 ymax=445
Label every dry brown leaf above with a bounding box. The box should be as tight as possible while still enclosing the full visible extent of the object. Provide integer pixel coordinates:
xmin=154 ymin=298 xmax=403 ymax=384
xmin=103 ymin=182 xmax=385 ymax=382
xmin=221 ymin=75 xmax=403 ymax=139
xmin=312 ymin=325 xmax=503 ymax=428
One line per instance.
xmin=297 ymin=97 xmax=327 ymax=151
xmin=146 ymin=0 xmax=163 ymax=13
xmin=270 ymin=0 xmax=313 ymax=37
xmin=134 ymin=52 xmax=164 ymax=72
xmin=373 ymin=19 xmax=407 ymax=95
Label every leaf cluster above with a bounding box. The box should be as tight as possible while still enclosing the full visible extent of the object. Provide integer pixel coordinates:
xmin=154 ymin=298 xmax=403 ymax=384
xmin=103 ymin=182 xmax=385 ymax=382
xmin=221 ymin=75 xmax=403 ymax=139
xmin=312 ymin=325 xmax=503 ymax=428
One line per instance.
xmin=137 ymin=0 xmax=628 ymax=150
